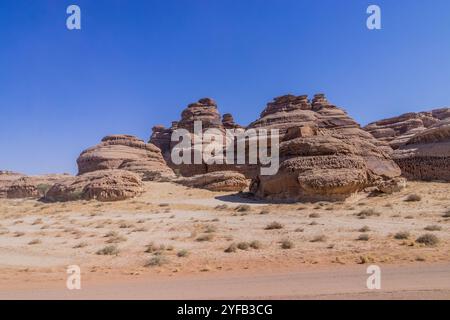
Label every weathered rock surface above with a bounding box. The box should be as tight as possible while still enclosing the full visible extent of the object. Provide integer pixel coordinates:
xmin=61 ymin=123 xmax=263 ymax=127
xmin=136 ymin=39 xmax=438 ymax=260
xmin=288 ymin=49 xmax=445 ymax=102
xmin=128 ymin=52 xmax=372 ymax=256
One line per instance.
xmin=392 ymin=119 xmax=450 ymax=181
xmin=0 ymin=172 xmax=72 ymax=199
xmin=77 ymin=135 xmax=174 ymax=181
xmin=175 ymin=171 xmax=249 ymax=192
xmin=44 ymin=170 xmax=143 ymax=202
xmin=364 ymin=108 xmax=450 ymax=149
xmin=249 ymin=94 xmax=403 ymax=202
xmin=150 ymin=99 xmax=246 ymax=178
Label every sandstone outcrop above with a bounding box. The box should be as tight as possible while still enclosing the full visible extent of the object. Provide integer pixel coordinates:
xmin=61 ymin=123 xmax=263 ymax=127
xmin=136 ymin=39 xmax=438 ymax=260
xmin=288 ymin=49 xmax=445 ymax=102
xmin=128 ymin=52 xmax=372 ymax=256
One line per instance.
xmin=392 ymin=119 xmax=450 ymax=181
xmin=0 ymin=172 xmax=72 ymax=199
xmin=149 ymin=99 xmax=247 ymax=177
xmin=364 ymin=108 xmax=450 ymax=149
xmin=44 ymin=169 xmax=143 ymax=202
xmin=175 ymin=171 xmax=249 ymax=192
xmin=249 ymin=94 xmax=403 ymax=202
xmin=77 ymin=135 xmax=174 ymax=181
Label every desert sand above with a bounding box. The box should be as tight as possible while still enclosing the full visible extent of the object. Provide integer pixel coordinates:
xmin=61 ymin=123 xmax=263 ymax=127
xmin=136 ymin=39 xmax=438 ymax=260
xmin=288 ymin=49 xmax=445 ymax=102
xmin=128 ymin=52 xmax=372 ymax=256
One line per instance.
xmin=0 ymin=180 xmax=449 ymax=299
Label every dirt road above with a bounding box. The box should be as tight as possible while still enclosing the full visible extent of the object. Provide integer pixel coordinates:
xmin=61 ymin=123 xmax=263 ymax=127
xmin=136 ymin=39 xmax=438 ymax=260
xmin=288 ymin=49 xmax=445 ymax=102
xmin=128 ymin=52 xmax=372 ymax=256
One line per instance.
xmin=1 ymin=263 xmax=449 ymax=299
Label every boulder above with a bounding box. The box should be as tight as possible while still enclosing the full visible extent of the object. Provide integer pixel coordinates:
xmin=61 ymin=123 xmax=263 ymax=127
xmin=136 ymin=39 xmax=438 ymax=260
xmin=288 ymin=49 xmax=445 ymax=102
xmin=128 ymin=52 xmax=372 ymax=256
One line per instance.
xmin=44 ymin=169 xmax=143 ymax=202
xmin=174 ymin=171 xmax=249 ymax=192
xmin=77 ymin=134 xmax=175 ymax=181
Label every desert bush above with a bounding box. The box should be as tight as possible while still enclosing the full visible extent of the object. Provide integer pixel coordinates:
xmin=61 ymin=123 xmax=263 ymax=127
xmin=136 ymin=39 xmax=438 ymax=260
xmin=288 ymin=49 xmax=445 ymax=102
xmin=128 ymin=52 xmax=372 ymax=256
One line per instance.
xmin=224 ymin=243 xmax=237 ymax=253
xmin=265 ymin=221 xmax=283 ymax=230
xmin=405 ymin=194 xmax=421 ymax=202
xmin=357 ymin=234 xmax=370 ymax=241
xmin=394 ymin=231 xmax=410 ymax=240
xmin=250 ymin=240 xmax=262 ymax=249
xmin=310 ymin=235 xmax=327 ymax=242
xmin=416 ymin=234 xmax=439 ymax=246
xmin=234 ymin=205 xmax=251 ymax=212
xmin=424 ymin=225 xmax=442 ymax=231
xmin=358 ymin=226 xmax=371 ymax=232
xmin=146 ymin=256 xmax=168 ymax=267
xmin=281 ymin=239 xmax=294 ymax=249
xmin=96 ymin=245 xmax=119 ymax=255
xmin=214 ymin=204 xmax=228 ymax=210
xmin=196 ymin=234 xmax=214 ymax=242
xmin=237 ymin=242 xmax=250 ymax=250
xmin=177 ymin=249 xmax=189 ymax=258
xmin=28 ymin=239 xmax=41 ymax=245
xmin=442 ymin=210 xmax=450 ymax=218
xmin=73 ymin=242 xmax=88 ymax=248
xmin=259 ymin=209 xmax=270 ymax=215
xmin=204 ymin=225 xmax=217 ymax=233
xmin=309 ymin=213 xmax=320 ymax=218
xmin=357 ymin=209 xmax=380 ymax=218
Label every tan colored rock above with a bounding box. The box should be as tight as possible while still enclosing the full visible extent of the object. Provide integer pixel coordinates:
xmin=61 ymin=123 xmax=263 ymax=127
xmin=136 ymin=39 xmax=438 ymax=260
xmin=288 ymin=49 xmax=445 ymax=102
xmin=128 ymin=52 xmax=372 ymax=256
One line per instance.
xmin=77 ymin=134 xmax=174 ymax=181
xmin=249 ymin=94 xmax=402 ymax=202
xmin=174 ymin=171 xmax=249 ymax=192
xmin=44 ymin=170 xmax=143 ymax=202
xmin=364 ymin=108 xmax=450 ymax=149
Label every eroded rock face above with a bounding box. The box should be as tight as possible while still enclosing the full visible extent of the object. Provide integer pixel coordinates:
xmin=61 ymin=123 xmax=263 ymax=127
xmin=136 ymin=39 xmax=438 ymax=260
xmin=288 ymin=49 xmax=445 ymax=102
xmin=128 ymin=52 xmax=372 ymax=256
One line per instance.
xmin=174 ymin=171 xmax=249 ymax=192
xmin=364 ymin=108 xmax=450 ymax=149
xmin=0 ymin=172 xmax=72 ymax=199
xmin=249 ymin=94 xmax=403 ymax=202
xmin=149 ymin=99 xmax=246 ymax=178
xmin=392 ymin=119 xmax=450 ymax=181
xmin=44 ymin=169 xmax=143 ymax=202
xmin=77 ymin=135 xmax=174 ymax=181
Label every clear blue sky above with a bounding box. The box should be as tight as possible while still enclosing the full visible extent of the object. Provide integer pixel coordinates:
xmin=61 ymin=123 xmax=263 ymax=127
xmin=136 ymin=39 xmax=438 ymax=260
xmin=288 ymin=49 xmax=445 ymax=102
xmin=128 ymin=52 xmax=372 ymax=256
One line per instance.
xmin=1 ymin=0 xmax=449 ymax=175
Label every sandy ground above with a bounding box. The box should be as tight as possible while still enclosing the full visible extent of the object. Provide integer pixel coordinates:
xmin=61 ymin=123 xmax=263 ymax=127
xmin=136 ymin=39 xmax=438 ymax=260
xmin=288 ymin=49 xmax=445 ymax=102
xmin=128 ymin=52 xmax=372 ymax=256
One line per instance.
xmin=0 ymin=181 xmax=449 ymax=299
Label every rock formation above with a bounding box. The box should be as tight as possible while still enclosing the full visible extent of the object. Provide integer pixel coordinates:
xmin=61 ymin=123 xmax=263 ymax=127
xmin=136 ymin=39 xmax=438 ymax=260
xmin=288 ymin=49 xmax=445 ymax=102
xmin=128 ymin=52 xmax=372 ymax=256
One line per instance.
xmin=249 ymin=94 xmax=403 ymax=202
xmin=44 ymin=169 xmax=143 ymax=202
xmin=392 ymin=119 xmax=450 ymax=181
xmin=149 ymin=98 xmax=248 ymax=177
xmin=364 ymin=108 xmax=450 ymax=149
xmin=77 ymin=134 xmax=174 ymax=181
xmin=175 ymin=171 xmax=249 ymax=192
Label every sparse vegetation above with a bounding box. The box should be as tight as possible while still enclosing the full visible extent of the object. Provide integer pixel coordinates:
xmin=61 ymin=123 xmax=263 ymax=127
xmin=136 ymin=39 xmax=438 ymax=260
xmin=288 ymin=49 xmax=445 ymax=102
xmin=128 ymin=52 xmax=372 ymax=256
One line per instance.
xmin=28 ymin=239 xmax=41 ymax=245
xmin=309 ymin=213 xmax=320 ymax=218
xmin=250 ymin=240 xmax=262 ymax=249
xmin=405 ymin=194 xmax=422 ymax=202
xmin=204 ymin=225 xmax=217 ymax=233
xmin=96 ymin=245 xmax=119 ymax=255
xmin=73 ymin=242 xmax=88 ymax=248
xmin=357 ymin=234 xmax=370 ymax=241
xmin=146 ymin=256 xmax=168 ymax=267
xmin=356 ymin=208 xmax=380 ymax=218
xmin=310 ymin=235 xmax=326 ymax=243
xmin=416 ymin=234 xmax=439 ymax=246
xmin=443 ymin=210 xmax=450 ymax=218
xmin=281 ymin=239 xmax=294 ymax=249
xmin=177 ymin=249 xmax=189 ymax=258
xmin=196 ymin=234 xmax=214 ymax=242
xmin=265 ymin=221 xmax=283 ymax=230
xmin=259 ymin=209 xmax=270 ymax=215
xmin=394 ymin=231 xmax=410 ymax=240
xmin=234 ymin=205 xmax=251 ymax=212
xmin=237 ymin=242 xmax=250 ymax=250
xmin=424 ymin=225 xmax=442 ymax=231
xmin=224 ymin=243 xmax=237 ymax=253
xmin=358 ymin=226 xmax=371 ymax=232
xmin=214 ymin=204 xmax=228 ymax=210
